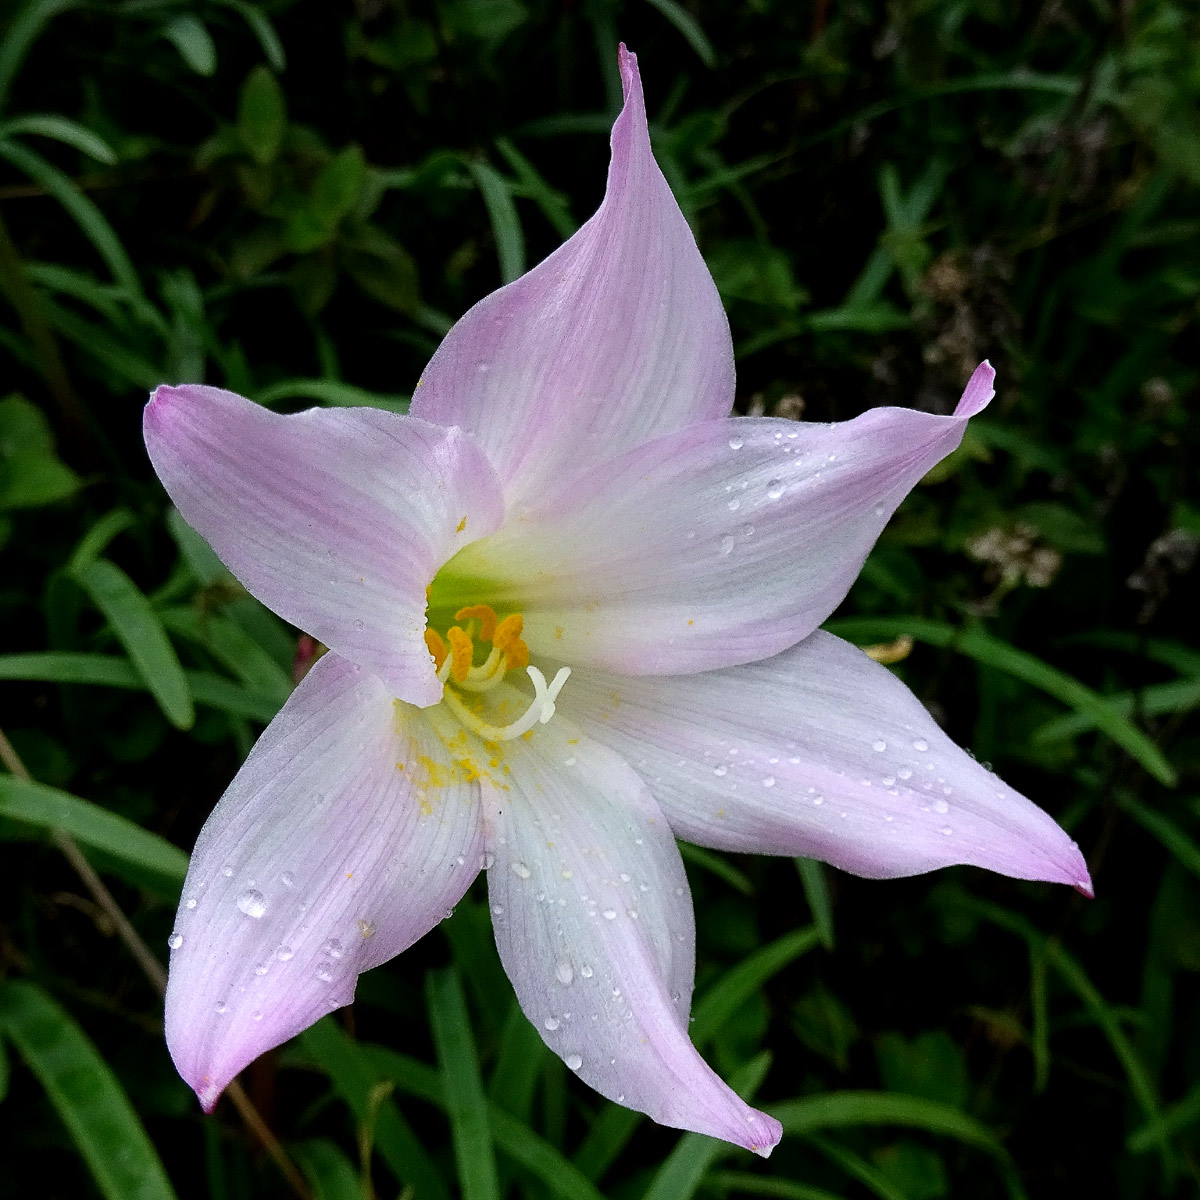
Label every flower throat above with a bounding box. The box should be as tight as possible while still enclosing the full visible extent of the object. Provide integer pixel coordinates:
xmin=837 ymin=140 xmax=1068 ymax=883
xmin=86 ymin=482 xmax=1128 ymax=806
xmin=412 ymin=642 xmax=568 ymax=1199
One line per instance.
xmin=425 ymin=605 xmax=570 ymax=741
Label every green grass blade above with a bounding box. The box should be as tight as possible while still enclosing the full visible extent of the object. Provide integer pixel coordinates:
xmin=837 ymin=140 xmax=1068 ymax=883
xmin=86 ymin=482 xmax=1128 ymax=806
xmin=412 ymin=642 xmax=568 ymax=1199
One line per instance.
xmin=642 ymin=0 xmax=716 ymax=67
xmin=254 ymin=377 xmax=409 ymax=412
xmin=769 ymin=1092 xmax=1025 ymax=1200
xmin=691 ymin=927 xmax=822 ymax=1046
xmin=795 ymin=858 xmax=835 ymax=950
xmin=69 ymin=507 xmax=136 ymax=572
xmin=467 ymin=159 xmax=525 ymax=283
xmin=0 ymin=774 xmax=187 ymax=887
xmin=300 ymin=1019 xmax=451 ymax=1200
xmin=1119 ymin=796 xmax=1200 ymax=880
xmin=1128 ymin=1082 xmax=1200 ymax=1153
xmin=0 ymin=113 xmax=115 ymax=162
xmin=71 ymin=558 xmax=194 ymax=729
xmin=641 ymin=1053 xmax=772 ymax=1200
xmin=427 ymin=967 xmax=500 ymax=1200
xmin=291 ymin=1138 xmax=362 ymax=1200
xmin=571 ymin=1105 xmax=642 ymax=1180
xmin=804 ymin=1134 xmax=906 ymax=1200
xmin=679 ymin=841 xmax=754 ymax=894
xmin=828 ymin=616 xmax=1177 ymax=786
xmin=0 ymin=651 xmax=281 ymax=722
xmin=0 ymin=980 xmax=178 ymax=1200
xmin=0 ymin=0 xmax=76 ymax=111
xmin=487 ymin=996 xmax=545 ymax=1119
xmin=708 ymin=1173 xmax=845 ymax=1200
xmin=1035 ymin=677 xmax=1200 ymax=743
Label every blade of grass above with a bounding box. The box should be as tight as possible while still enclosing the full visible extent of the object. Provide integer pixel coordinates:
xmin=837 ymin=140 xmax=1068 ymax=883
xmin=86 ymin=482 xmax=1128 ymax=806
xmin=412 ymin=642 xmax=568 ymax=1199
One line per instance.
xmin=0 ymin=980 xmax=178 ymax=1200
xmin=427 ymin=968 xmax=500 ymax=1200
xmin=300 ymin=1019 xmax=451 ymax=1200
xmin=680 ymin=842 xmax=754 ymax=895
xmin=0 ymin=774 xmax=187 ymax=887
xmin=70 ymin=558 xmax=194 ymax=729
xmin=467 ymin=159 xmax=525 ymax=283
xmin=794 ymin=859 xmax=835 ymax=950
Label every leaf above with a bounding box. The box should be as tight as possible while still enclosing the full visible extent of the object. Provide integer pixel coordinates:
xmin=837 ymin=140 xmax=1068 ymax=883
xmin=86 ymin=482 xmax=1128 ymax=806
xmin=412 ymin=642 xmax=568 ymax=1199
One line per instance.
xmin=341 ymin=226 xmax=420 ymax=314
xmin=292 ymin=1139 xmax=362 ymax=1200
xmin=0 ymin=394 xmax=80 ymax=509
xmin=795 ymin=858 xmax=835 ymax=950
xmin=237 ymin=65 xmax=286 ymax=166
xmin=0 ymin=980 xmax=178 ymax=1200
xmin=828 ymin=616 xmax=1178 ymax=786
xmin=70 ymin=558 xmax=194 ymax=729
xmin=255 ymin=377 xmax=409 ymax=413
xmin=769 ymin=1093 xmax=1026 ymax=1200
xmin=300 ymin=1019 xmax=451 ymax=1200
xmin=467 ymin=159 xmax=525 ymax=283
xmin=162 ymin=14 xmax=217 ymax=77
xmin=0 ymin=774 xmax=187 ymax=889
xmin=0 ymin=0 xmax=76 ymax=112
xmin=0 ymin=113 xmax=115 ymax=163
xmin=69 ymin=508 xmax=135 ymax=572
xmin=427 ymin=968 xmax=500 ymax=1200
xmin=643 ymin=0 xmax=716 ymax=67
xmin=215 ymin=0 xmax=286 ymax=70
xmin=691 ymin=927 xmax=822 ymax=1046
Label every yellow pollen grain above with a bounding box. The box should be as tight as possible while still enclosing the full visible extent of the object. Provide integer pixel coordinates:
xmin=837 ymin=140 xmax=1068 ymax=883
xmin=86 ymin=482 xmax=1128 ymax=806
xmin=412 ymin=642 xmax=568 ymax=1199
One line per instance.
xmin=455 ymin=604 xmax=498 ymax=641
xmin=456 ymin=516 xmax=467 ymax=533
xmin=446 ymin=626 xmax=474 ymax=682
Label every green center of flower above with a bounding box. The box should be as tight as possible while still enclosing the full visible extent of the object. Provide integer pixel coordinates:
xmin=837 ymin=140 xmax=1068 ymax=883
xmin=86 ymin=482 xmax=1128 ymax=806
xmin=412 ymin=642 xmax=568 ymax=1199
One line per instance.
xmin=424 ymin=604 xmax=570 ymax=742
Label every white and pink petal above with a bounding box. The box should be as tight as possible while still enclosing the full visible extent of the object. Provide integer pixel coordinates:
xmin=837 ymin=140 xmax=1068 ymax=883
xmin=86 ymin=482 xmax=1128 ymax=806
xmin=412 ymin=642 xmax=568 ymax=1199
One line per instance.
xmin=165 ymin=653 xmax=484 ymax=1110
xmin=558 ymin=630 xmax=1090 ymax=890
xmin=481 ymin=707 xmax=780 ymax=1154
xmin=455 ymin=373 xmax=990 ymax=677
xmin=409 ymin=46 xmax=734 ymax=506
xmin=144 ymin=384 xmax=505 ymax=707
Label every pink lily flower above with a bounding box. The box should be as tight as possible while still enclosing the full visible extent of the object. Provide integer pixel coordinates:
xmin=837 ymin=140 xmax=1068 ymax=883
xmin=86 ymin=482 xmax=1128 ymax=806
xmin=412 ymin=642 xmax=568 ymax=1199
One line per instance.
xmin=145 ymin=46 xmax=1090 ymax=1156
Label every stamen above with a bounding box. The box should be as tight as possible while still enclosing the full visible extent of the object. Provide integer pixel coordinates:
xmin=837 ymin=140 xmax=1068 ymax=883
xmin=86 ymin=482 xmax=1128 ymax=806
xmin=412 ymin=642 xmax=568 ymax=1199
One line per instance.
xmin=457 ymin=647 xmax=505 ymax=692
xmin=424 ymin=628 xmax=447 ymax=671
xmin=455 ymin=605 xmax=498 ymax=642
xmin=440 ymin=666 xmax=571 ymax=742
xmin=446 ymin=626 xmax=474 ymax=683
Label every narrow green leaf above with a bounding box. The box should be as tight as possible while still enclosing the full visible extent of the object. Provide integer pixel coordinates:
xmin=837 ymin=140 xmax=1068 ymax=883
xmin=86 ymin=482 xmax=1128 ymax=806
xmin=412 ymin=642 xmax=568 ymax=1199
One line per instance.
xmin=642 ymin=1053 xmax=773 ymax=1200
xmin=571 ymin=1105 xmax=641 ymax=1180
xmin=255 ymin=377 xmax=409 ymax=412
xmin=467 ymin=159 xmax=525 ymax=283
xmin=795 ymin=858 xmax=835 ymax=950
xmin=0 ymin=652 xmax=281 ymax=723
xmin=1035 ymin=677 xmax=1200 ymax=743
xmin=828 ymin=616 xmax=1177 ymax=786
xmin=69 ymin=507 xmax=135 ymax=572
xmin=71 ymin=558 xmax=194 ymax=729
xmin=360 ymin=1044 xmax=608 ymax=1200
xmin=1128 ymin=1082 xmax=1200 ymax=1153
xmin=427 ymin=968 xmax=500 ymax=1200
xmin=0 ymin=0 xmax=76 ymax=112
xmin=0 ymin=774 xmax=187 ymax=886
xmin=708 ymin=1173 xmax=844 ymax=1200
xmin=1119 ymin=796 xmax=1200 ymax=881
xmin=292 ymin=1139 xmax=361 ymax=1200
xmin=162 ymin=14 xmax=217 ymax=76
xmin=0 ymin=113 xmax=115 ymax=162
xmin=214 ymin=0 xmax=286 ymax=70
xmin=643 ymin=0 xmax=716 ymax=67
xmin=0 ymin=980 xmax=178 ymax=1200
xmin=804 ymin=1134 xmax=907 ymax=1200
xmin=769 ymin=1092 xmax=1025 ymax=1200
xmin=159 ymin=606 xmax=293 ymax=703
xmin=487 ymin=997 xmax=545 ymax=1119
xmin=679 ymin=842 xmax=754 ymax=894
xmin=300 ymin=1019 xmax=451 ymax=1200
xmin=691 ymin=927 xmax=822 ymax=1046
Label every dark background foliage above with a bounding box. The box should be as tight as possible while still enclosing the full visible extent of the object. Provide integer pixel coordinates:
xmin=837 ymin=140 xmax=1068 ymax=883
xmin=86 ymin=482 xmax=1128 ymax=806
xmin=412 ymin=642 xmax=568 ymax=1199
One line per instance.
xmin=1 ymin=1 xmax=1198 ymax=1198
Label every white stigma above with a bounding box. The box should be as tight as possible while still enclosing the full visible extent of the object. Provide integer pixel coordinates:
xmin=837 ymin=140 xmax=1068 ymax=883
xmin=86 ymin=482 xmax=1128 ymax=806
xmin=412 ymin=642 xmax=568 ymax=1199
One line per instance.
xmin=442 ymin=665 xmax=572 ymax=742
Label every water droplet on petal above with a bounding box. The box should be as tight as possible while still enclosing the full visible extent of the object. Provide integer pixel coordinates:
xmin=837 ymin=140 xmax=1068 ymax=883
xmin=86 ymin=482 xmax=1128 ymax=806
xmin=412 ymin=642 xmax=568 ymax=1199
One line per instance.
xmin=766 ymin=479 xmax=785 ymax=500
xmin=511 ymin=861 xmax=532 ymax=880
xmin=602 ymin=909 xmax=617 ymax=920
xmin=254 ymin=962 xmax=268 ymax=976
xmin=913 ymin=738 xmax=929 ymax=752
xmin=221 ymin=865 xmax=233 ymax=878
xmin=323 ymin=939 xmax=343 ymax=959
xmin=713 ymin=764 xmax=728 ymax=777
xmin=481 ymin=852 xmax=495 ymax=870
xmin=185 ymin=897 xmax=197 ymax=910
xmin=580 ymin=965 xmax=593 ymax=978
xmin=237 ymin=888 xmax=267 ymax=918
xmin=556 ymin=958 xmax=574 ymax=985
xmin=492 ymin=904 xmax=504 ymax=915
xmin=279 ymin=871 xmax=294 ymax=888
xmin=316 ymin=962 xmax=334 ymax=983
xmin=565 ymin=1054 xmax=583 ymax=1071
xmin=728 ymin=436 xmax=744 ymax=450
xmin=544 ymin=1016 xmax=560 ymax=1031
xmin=897 ymin=767 xmax=912 ymax=780
xmin=719 ymin=534 xmax=735 ymax=556
xmin=214 ymin=1001 xmax=228 ymax=1014
xmin=167 ymin=933 xmax=183 ymax=950
xmin=872 ymin=739 xmax=887 ymax=752
xmin=933 ymin=799 xmax=949 ymax=814
xmin=762 ymin=776 xmax=776 ymax=788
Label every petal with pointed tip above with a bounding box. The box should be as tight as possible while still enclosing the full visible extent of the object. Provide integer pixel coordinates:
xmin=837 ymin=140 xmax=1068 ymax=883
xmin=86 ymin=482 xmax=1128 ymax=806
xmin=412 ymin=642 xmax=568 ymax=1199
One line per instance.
xmin=482 ymin=708 xmax=781 ymax=1154
xmin=559 ymin=631 xmax=1091 ymax=891
xmin=144 ymin=385 xmax=505 ymax=706
xmin=410 ymin=45 xmax=734 ymax=505
xmin=165 ymin=653 xmax=484 ymax=1110
xmin=455 ymin=379 xmax=986 ymax=676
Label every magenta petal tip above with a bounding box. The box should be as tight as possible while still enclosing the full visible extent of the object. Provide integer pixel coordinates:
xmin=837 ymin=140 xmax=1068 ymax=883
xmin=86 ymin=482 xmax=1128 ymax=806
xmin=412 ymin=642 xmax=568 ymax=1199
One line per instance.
xmin=954 ymin=360 xmax=996 ymax=418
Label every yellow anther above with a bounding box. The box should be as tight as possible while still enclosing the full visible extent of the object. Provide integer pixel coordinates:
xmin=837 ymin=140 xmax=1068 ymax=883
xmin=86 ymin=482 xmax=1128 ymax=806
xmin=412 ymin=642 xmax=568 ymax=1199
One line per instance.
xmin=446 ymin=626 xmax=474 ymax=683
xmin=424 ymin=628 xmax=447 ymax=670
xmin=492 ymin=613 xmax=530 ymax=669
xmin=455 ymin=604 xmax=498 ymax=642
